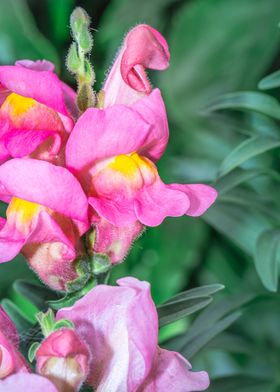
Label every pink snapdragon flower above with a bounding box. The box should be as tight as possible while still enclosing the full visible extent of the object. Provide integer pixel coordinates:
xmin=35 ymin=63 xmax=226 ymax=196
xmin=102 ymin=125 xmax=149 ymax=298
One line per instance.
xmin=0 ymin=159 xmax=89 ymax=291
xmin=65 ymin=24 xmax=217 ymax=263
xmin=0 ymin=306 xmax=29 ymax=379
xmin=57 ymin=277 xmax=210 ymax=391
xmin=0 ymin=60 xmax=76 ymax=164
xmin=36 ymin=328 xmax=90 ymax=392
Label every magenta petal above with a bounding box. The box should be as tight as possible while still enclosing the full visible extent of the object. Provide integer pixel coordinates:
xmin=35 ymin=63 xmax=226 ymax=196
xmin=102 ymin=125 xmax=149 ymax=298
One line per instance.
xmin=3 ymin=130 xmax=61 ymax=158
xmin=89 ymin=196 xmax=136 ymax=226
xmin=134 ymin=89 xmax=169 ymax=161
xmin=103 ymin=24 xmax=169 ymax=106
xmin=168 ymin=184 xmax=218 ymax=216
xmin=121 ymin=24 xmax=170 ymax=92
xmin=0 ymin=374 xmax=59 ymax=392
xmin=0 ymin=307 xmax=19 ymax=348
xmin=0 ymin=66 xmax=68 ymax=116
xmin=135 ymin=180 xmax=190 ymax=227
xmin=144 ymin=349 xmax=210 ymax=392
xmin=15 ymin=59 xmax=55 ymax=72
xmin=57 ymin=277 xmax=158 ymax=391
xmin=0 ymin=159 xmax=89 ymax=225
xmin=66 ymin=106 xmax=151 ymax=172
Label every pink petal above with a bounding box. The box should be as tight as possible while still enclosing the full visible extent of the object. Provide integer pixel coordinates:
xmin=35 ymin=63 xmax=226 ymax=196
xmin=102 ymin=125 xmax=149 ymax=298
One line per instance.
xmin=0 ymin=159 xmax=89 ymax=225
xmin=57 ymin=277 xmax=158 ymax=391
xmin=66 ymin=105 xmax=151 ymax=173
xmin=103 ymin=24 xmax=170 ymax=106
xmin=0 ymin=374 xmax=58 ymax=392
xmin=0 ymin=307 xmax=19 ymax=348
xmin=89 ymin=196 xmax=136 ymax=226
xmin=15 ymin=59 xmax=55 ymax=72
xmin=143 ymin=349 xmax=210 ymax=392
xmin=134 ymin=179 xmax=190 ymax=227
xmin=0 ymin=66 xmax=68 ymax=116
xmin=3 ymin=130 xmax=61 ymax=158
xmin=134 ymin=89 xmax=169 ymax=162
xmin=168 ymin=184 xmax=218 ymax=216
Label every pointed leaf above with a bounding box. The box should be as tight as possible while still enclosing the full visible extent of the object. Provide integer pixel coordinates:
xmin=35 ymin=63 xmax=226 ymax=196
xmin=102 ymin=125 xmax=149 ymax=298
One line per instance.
xmin=161 ymin=284 xmax=224 ymax=305
xmin=218 ymin=135 xmax=280 ymax=176
xmin=203 ymin=92 xmax=280 ymax=120
xmin=254 ymin=229 xmax=280 ymax=292
xmin=158 ymin=297 xmax=212 ymax=328
xmin=258 ymin=69 xmax=280 ymax=90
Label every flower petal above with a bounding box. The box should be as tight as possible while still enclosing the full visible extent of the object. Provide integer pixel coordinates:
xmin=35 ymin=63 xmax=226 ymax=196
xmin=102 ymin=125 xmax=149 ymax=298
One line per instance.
xmin=143 ymin=349 xmax=210 ymax=392
xmin=0 ymin=307 xmax=19 ymax=348
xmin=103 ymin=24 xmax=170 ymax=106
xmin=0 ymin=159 xmax=89 ymax=225
xmin=0 ymin=66 xmax=68 ymax=116
xmin=134 ymin=179 xmax=190 ymax=227
xmin=134 ymin=89 xmax=169 ymax=161
xmin=3 ymin=130 xmax=61 ymax=158
xmin=0 ymin=374 xmax=59 ymax=392
xmin=66 ymin=105 xmax=151 ymax=172
xmin=15 ymin=59 xmax=55 ymax=72
xmin=57 ymin=277 xmax=158 ymax=391
xmin=168 ymin=184 xmax=218 ymax=216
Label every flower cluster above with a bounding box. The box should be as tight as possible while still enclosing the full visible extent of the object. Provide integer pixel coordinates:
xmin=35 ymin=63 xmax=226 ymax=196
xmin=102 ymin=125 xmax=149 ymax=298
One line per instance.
xmin=0 ymin=278 xmax=210 ymax=391
xmin=0 ymin=12 xmax=217 ymax=392
xmin=0 ymin=24 xmax=216 ymax=292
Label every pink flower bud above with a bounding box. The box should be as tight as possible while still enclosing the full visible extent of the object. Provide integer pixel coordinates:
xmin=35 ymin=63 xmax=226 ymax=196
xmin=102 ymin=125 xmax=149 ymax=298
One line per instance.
xmin=36 ymin=328 xmax=90 ymax=392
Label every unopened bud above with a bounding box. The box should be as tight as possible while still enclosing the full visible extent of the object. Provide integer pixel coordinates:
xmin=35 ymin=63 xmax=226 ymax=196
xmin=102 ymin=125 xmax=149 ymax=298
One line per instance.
xmin=66 ymin=43 xmax=80 ymax=73
xmin=79 ymin=25 xmax=93 ymax=53
xmin=36 ymin=328 xmax=89 ymax=392
xmin=70 ymin=7 xmax=90 ymax=41
xmin=76 ymin=83 xmax=96 ymax=113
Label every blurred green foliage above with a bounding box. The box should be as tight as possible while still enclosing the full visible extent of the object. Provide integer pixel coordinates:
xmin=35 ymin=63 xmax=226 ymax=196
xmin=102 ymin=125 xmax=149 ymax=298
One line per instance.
xmin=2 ymin=0 xmax=280 ymax=389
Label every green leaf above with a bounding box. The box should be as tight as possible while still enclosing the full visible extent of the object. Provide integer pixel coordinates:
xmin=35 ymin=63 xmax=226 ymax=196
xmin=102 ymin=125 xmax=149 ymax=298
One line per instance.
xmin=0 ymin=0 xmax=59 ymax=67
xmin=53 ymin=319 xmax=74 ymax=331
xmin=259 ymin=69 xmax=280 ymax=90
xmin=219 ymin=136 xmax=280 ymax=176
xmin=203 ymin=92 xmax=280 ymax=120
xmin=215 ymin=168 xmax=280 ymax=194
xmin=188 ymin=293 xmax=254 ymax=340
xmin=204 ymin=201 xmax=272 ymax=255
xmin=181 ymin=311 xmax=242 ymax=358
xmin=28 ymin=342 xmax=40 ymax=363
xmin=162 ymin=284 xmax=224 ymax=305
xmin=160 ymin=0 xmax=280 ymax=126
xmin=158 ymin=297 xmax=212 ymax=328
xmin=207 ymin=375 xmax=274 ymax=392
xmin=254 ymin=229 xmax=280 ymax=292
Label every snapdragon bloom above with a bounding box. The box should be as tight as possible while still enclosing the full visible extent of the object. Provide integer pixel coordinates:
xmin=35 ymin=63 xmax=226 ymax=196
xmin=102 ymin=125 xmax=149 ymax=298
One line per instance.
xmin=0 ymin=306 xmax=29 ymax=380
xmin=0 ymin=24 xmax=217 ymax=288
xmin=0 ymin=60 xmax=76 ymax=164
xmin=66 ymin=24 xmax=217 ymax=263
xmin=0 ymin=159 xmax=89 ymax=291
xmin=57 ymin=277 xmax=209 ymax=391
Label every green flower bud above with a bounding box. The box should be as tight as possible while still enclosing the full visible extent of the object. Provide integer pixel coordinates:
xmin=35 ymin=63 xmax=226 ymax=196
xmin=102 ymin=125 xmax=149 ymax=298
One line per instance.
xmin=79 ymin=25 xmax=93 ymax=53
xmin=70 ymin=7 xmax=90 ymax=41
xmin=66 ymin=42 xmax=80 ymax=73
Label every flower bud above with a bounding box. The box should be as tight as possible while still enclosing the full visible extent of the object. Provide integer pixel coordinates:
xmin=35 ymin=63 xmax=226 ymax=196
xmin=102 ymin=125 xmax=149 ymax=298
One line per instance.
xmin=66 ymin=43 xmax=80 ymax=74
xmin=36 ymin=328 xmax=90 ymax=392
xmin=70 ymin=7 xmax=90 ymax=42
